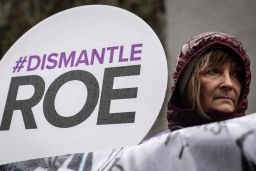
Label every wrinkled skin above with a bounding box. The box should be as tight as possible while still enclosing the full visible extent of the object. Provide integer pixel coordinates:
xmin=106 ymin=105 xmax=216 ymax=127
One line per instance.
xmin=200 ymin=62 xmax=242 ymax=113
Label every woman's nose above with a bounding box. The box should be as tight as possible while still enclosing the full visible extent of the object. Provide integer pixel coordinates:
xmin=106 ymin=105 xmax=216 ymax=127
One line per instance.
xmin=220 ymin=70 xmax=233 ymax=89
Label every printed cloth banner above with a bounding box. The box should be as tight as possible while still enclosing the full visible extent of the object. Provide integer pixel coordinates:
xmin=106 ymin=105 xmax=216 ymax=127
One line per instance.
xmin=1 ymin=113 xmax=256 ymax=171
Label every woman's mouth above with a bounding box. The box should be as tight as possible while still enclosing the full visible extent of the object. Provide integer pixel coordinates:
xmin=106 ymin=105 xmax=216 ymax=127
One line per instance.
xmin=214 ymin=96 xmax=235 ymax=103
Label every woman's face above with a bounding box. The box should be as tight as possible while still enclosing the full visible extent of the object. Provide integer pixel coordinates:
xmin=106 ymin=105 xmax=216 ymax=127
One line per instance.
xmin=200 ymin=62 xmax=242 ymax=113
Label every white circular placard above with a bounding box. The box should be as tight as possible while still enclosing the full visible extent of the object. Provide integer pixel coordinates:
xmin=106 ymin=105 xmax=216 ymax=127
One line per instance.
xmin=0 ymin=5 xmax=167 ymax=164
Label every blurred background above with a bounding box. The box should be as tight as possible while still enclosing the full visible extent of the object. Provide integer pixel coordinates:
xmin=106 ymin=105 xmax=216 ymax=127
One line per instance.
xmin=0 ymin=0 xmax=255 ymax=135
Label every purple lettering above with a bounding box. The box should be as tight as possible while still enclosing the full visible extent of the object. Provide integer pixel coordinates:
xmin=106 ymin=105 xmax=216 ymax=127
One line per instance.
xmin=75 ymin=50 xmax=89 ymax=66
xmin=19 ymin=43 xmax=143 ymax=72
xmin=46 ymin=53 xmax=58 ymax=69
xmin=41 ymin=54 xmax=46 ymax=70
xmin=107 ymin=46 xmax=118 ymax=63
xmin=130 ymin=43 xmax=142 ymax=61
xmin=58 ymin=51 xmax=76 ymax=68
xmin=27 ymin=55 xmax=41 ymax=71
xmin=118 ymin=46 xmax=128 ymax=62
xmin=90 ymin=48 xmax=105 ymax=65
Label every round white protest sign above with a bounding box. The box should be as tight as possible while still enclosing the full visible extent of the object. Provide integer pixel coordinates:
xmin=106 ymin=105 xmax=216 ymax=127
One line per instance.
xmin=0 ymin=5 xmax=167 ymax=164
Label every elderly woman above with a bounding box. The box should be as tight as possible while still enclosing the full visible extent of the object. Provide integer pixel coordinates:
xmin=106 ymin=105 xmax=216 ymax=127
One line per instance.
xmin=167 ymin=32 xmax=251 ymax=128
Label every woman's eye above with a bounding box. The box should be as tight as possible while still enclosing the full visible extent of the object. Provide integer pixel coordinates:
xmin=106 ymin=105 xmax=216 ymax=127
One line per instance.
xmin=207 ymin=68 xmax=219 ymax=75
xmin=232 ymin=70 xmax=242 ymax=79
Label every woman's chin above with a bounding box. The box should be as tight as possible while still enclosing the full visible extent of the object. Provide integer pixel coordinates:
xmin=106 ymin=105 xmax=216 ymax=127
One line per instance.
xmin=212 ymin=105 xmax=235 ymax=113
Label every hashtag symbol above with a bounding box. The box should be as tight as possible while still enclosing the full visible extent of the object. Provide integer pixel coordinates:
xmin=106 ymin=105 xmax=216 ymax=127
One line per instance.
xmin=13 ymin=56 xmax=27 ymax=73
